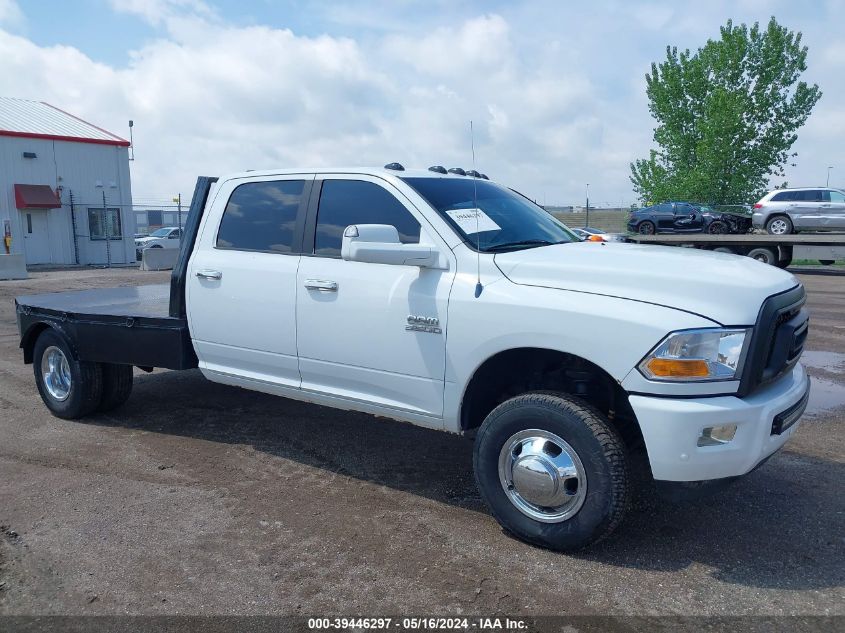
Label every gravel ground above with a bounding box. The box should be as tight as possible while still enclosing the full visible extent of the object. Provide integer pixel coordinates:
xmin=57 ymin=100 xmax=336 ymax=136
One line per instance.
xmin=0 ymin=267 xmax=842 ymax=617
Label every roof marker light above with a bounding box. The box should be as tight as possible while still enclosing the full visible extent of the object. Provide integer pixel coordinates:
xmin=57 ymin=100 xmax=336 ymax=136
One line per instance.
xmin=448 ymin=167 xmax=466 ymax=176
xmin=466 ymin=169 xmax=481 ymax=178
xmin=428 ymin=165 xmax=447 ymax=174
xmin=384 ymin=162 xmax=405 ymax=171
xmin=480 ymin=174 xmax=489 ymax=180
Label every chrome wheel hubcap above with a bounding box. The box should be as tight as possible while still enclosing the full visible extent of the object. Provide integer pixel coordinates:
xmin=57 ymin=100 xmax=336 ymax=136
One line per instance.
xmin=770 ymin=219 xmax=788 ymax=234
xmin=498 ymin=429 xmax=587 ymax=523
xmin=41 ymin=346 xmax=71 ymax=401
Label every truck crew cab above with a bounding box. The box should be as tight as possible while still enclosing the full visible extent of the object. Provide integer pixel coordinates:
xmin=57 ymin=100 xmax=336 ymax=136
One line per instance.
xmin=16 ymin=165 xmax=811 ymax=551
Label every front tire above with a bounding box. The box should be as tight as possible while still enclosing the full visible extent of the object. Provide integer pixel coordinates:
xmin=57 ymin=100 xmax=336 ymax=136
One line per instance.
xmin=707 ymin=220 xmax=728 ymax=234
xmin=33 ymin=329 xmax=103 ymax=420
xmin=473 ymin=393 xmax=628 ymax=551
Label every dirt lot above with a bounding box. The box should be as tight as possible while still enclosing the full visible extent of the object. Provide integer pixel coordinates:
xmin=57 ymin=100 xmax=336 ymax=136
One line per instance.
xmin=0 ymin=267 xmax=842 ymax=617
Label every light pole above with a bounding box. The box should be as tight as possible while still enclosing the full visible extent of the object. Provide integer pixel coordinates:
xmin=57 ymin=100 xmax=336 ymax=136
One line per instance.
xmin=585 ymin=183 xmax=590 ymax=228
xmin=827 ymin=166 xmax=834 ymax=187
xmin=172 ymin=193 xmax=182 ymax=242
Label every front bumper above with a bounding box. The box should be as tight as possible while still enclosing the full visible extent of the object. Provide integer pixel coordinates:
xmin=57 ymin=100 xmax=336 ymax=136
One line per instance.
xmin=630 ymin=362 xmax=810 ymax=481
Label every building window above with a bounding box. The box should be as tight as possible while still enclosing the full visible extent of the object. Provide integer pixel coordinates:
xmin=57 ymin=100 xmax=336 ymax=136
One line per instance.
xmin=88 ymin=208 xmax=123 ymax=240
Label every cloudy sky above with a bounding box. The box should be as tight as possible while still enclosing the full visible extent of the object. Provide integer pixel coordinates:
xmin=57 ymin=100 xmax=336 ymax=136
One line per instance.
xmin=0 ymin=0 xmax=841 ymax=207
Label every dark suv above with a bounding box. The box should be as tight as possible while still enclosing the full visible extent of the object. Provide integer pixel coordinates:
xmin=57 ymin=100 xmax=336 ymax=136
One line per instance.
xmin=628 ymin=201 xmax=750 ymax=235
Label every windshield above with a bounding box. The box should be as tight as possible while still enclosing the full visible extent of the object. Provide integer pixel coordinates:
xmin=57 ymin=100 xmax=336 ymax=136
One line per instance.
xmin=402 ymin=177 xmax=577 ymax=251
xmin=149 ymin=228 xmax=171 ymax=237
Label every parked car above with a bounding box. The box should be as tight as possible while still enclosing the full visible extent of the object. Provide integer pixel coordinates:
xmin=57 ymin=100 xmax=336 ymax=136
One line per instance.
xmin=134 ymin=226 xmax=182 ymax=259
xmin=627 ymin=202 xmax=750 ymax=235
xmin=16 ymin=166 xmax=810 ymax=551
xmin=753 ymin=187 xmax=845 ymax=234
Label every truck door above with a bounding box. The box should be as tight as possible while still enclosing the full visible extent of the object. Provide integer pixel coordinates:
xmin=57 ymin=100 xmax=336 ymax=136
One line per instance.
xmin=295 ymin=175 xmax=454 ymax=420
xmin=186 ymin=175 xmax=313 ymax=387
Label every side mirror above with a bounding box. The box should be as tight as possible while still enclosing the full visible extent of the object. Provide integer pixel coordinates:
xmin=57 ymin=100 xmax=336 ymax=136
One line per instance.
xmin=341 ymin=224 xmax=444 ymax=268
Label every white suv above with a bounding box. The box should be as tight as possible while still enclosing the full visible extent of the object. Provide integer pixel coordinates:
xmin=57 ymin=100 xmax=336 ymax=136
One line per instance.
xmin=753 ymin=187 xmax=845 ymax=234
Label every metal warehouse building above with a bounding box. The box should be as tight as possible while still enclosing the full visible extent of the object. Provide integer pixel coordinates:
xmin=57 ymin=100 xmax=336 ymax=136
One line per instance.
xmin=0 ymin=97 xmax=134 ymax=268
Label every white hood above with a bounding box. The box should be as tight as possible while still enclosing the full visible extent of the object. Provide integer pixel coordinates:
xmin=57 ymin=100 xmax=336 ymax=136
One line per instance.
xmin=494 ymin=242 xmax=799 ymax=325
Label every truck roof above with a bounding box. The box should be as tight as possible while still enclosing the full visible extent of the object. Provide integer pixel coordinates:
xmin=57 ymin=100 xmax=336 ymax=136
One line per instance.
xmin=217 ymin=166 xmax=489 ymax=182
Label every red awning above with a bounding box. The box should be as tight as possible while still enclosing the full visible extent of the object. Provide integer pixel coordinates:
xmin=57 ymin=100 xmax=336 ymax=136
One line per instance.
xmin=14 ymin=184 xmax=62 ymax=209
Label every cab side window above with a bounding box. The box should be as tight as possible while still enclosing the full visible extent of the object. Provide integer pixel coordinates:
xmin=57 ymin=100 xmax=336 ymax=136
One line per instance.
xmin=829 ymin=190 xmax=845 ymax=203
xmin=217 ymin=180 xmax=305 ymax=253
xmin=314 ymin=180 xmax=421 ymax=258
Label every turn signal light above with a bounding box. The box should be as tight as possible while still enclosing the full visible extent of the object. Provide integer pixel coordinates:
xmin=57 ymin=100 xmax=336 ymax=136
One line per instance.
xmin=645 ymin=358 xmax=710 ymax=378
xmin=587 ymin=234 xmax=605 ymax=242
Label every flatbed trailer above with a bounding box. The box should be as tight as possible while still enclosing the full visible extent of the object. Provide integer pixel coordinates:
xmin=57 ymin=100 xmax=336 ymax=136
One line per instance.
xmin=627 ymin=233 xmax=845 ymax=267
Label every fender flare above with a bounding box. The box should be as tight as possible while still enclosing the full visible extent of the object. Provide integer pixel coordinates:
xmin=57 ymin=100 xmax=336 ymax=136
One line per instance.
xmin=20 ymin=320 xmax=79 ymax=364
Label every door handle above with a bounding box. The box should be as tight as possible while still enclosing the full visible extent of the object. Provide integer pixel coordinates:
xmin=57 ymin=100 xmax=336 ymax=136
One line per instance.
xmin=304 ymin=279 xmax=338 ymax=292
xmin=196 ymin=269 xmax=222 ymax=280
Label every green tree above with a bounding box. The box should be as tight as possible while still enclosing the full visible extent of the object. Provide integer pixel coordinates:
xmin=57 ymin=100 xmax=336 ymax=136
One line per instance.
xmin=630 ymin=17 xmax=821 ymax=206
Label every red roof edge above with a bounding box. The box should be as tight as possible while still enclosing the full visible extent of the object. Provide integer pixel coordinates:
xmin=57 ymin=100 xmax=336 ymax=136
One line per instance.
xmin=0 ymin=129 xmax=131 ymax=147
xmin=41 ymin=102 xmax=130 ymax=144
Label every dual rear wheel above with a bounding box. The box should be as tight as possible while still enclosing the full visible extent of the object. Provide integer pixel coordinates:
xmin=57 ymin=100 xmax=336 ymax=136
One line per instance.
xmin=33 ymin=329 xmax=134 ymax=420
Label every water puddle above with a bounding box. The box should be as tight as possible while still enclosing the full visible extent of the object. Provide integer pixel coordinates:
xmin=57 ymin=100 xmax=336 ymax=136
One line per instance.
xmin=801 ymin=351 xmax=845 ymax=374
xmin=806 ymin=376 xmax=845 ymax=417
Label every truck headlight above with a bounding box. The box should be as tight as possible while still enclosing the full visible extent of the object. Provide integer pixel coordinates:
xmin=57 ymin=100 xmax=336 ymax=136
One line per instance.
xmin=639 ymin=328 xmax=750 ymax=382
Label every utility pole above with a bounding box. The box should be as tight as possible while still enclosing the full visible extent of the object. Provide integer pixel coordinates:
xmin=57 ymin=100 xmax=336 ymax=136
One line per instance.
xmin=827 ymin=166 xmax=834 ymax=187
xmin=128 ymin=120 xmax=135 ymax=161
xmin=585 ymin=183 xmax=590 ymax=228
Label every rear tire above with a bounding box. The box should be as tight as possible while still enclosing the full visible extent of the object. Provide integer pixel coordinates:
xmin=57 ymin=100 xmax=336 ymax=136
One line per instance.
xmin=98 ymin=364 xmax=134 ymax=412
xmin=765 ymin=215 xmax=793 ymax=235
xmin=712 ymin=246 xmax=735 ymax=254
xmin=819 ymin=259 xmax=835 ymax=266
xmin=33 ymin=329 xmax=103 ymax=420
xmin=747 ymin=247 xmax=778 ymax=265
xmin=638 ymin=221 xmax=656 ymax=235
xmin=473 ymin=392 xmax=628 ymax=551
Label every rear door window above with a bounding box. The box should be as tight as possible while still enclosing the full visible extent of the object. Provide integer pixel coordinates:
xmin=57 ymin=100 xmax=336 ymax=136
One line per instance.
xmin=216 ymin=180 xmax=305 ymax=253
xmin=829 ymin=190 xmax=845 ymax=203
xmin=796 ymin=190 xmax=823 ymax=202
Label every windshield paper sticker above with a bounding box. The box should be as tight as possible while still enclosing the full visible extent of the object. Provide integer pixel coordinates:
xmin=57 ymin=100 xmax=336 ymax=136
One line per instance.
xmin=445 ymin=208 xmax=501 ymax=234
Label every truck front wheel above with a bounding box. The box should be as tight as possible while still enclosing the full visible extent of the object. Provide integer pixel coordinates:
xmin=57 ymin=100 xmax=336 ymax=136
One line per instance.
xmin=473 ymin=392 xmax=628 ymax=551
xmin=33 ymin=329 xmax=103 ymax=420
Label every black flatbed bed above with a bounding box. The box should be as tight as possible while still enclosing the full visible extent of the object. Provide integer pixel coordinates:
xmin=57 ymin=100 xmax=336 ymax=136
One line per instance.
xmin=17 ymin=284 xmax=173 ymax=320
xmin=16 ymin=284 xmax=196 ymax=370
xmin=15 ymin=176 xmax=218 ymax=371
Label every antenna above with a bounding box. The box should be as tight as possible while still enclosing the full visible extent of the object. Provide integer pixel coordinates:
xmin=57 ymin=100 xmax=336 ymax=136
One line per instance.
xmin=471 ymin=121 xmax=482 ymax=298
xmin=128 ymin=120 xmax=135 ymax=161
